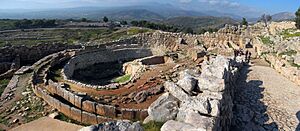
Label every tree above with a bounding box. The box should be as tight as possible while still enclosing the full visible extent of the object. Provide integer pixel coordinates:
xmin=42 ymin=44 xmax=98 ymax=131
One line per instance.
xmin=120 ymin=20 xmax=127 ymax=25
xmin=103 ymin=16 xmax=108 ymax=23
xmin=260 ymin=14 xmax=272 ymax=27
xmin=183 ymin=27 xmax=193 ymax=34
xmin=81 ymin=18 xmax=87 ymax=22
xmin=296 ymin=7 xmax=300 ymax=29
xmin=266 ymin=15 xmax=272 ymax=22
xmin=242 ymin=17 xmax=248 ymax=26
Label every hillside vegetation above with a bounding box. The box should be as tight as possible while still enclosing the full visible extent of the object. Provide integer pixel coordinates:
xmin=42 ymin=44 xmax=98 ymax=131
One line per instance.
xmin=164 ymin=16 xmax=238 ymax=33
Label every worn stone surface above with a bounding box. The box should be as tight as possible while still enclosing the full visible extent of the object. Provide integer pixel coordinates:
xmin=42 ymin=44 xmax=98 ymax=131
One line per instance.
xmin=176 ymin=76 xmax=197 ymax=94
xmin=134 ymin=91 xmax=148 ymax=104
xmin=164 ymin=81 xmax=189 ymax=101
xmin=79 ymin=120 xmax=144 ymax=131
xmin=160 ymin=120 xmax=204 ymax=131
xmin=148 ymin=92 xmax=179 ymax=122
xmin=231 ymin=64 xmax=300 ymax=130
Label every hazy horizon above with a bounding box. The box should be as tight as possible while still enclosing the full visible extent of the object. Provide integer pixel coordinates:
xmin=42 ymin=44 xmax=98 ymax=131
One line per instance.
xmin=1 ymin=0 xmax=299 ymax=18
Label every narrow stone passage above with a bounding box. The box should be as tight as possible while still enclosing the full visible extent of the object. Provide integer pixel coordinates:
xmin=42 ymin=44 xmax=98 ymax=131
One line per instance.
xmin=231 ymin=59 xmax=300 ymax=131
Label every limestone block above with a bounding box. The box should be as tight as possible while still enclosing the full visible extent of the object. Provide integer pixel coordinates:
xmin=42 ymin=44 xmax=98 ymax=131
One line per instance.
xmin=148 ymin=92 xmax=179 ymax=122
xmin=82 ymin=111 xmax=97 ymax=124
xmin=164 ymin=81 xmax=189 ymax=101
xmin=74 ymin=95 xmax=82 ymax=108
xmin=60 ymin=103 xmax=71 ymax=117
xmin=68 ymin=92 xmax=75 ymax=105
xmin=96 ymin=115 xmax=113 ymax=124
xmin=135 ymin=110 xmax=148 ymax=120
xmin=82 ymin=100 xmax=96 ymax=113
xmin=177 ymin=76 xmax=197 ymax=94
xmin=121 ymin=109 xmax=135 ymax=120
xmin=63 ymin=89 xmax=69 ymax=101
xmin=197 ymin=76 xmax=225 ymax=92
xmin=161 ymin=120 xmax=203 ymax=131
xmin=96 ymin=104 xmax=116 ymax=118
xmin=71 ymin=107 xmax=82 ymax=122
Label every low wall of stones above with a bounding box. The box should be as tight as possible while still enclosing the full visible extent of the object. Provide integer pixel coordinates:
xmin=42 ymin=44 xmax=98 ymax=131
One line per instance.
xmin=32 ymin=85 xmax=114 ymax=124
xmin=62 ymin=48 xmax=153 ymax=89
xmin=45 ymin=80 xmax=148 ymax=121
xmin=148 ymin=55 xmax=245 ymax=131
xmin=0 ymin=43 xmax=81 ymax=75
xmin=264 ymin=54 xmax=300 ymax=85
xmin=29 ymin=49 xmax=148 ymax=125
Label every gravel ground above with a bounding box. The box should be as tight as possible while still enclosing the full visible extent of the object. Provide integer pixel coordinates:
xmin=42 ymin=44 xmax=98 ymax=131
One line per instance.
xmin=232 ymin=60 xmax=300 ymax=131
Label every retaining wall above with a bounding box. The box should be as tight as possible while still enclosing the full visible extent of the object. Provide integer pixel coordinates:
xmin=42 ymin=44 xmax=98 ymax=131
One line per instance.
xmin=264 ymin=54 xmax=300 ymax=85
xmin=62 ymin=48 xmax=153 ymax=89
xmin=46 ymin=80 xmax=148 ymax=122
xmin=0 ymin=43 xmax=80 ymax=75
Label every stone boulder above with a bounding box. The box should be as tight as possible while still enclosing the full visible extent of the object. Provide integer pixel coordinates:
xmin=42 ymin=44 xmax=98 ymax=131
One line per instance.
xmin=161 ymin=120 xmax=205 ymax=131
xmin=79 ymin=120 xmax=144 ymax=131
xmin=147 ymin=92 xmax=179 ymax=122
xmin=201 ymin=55 xmax=229 ymax=80
xmin=176 ymin=96 xmax=210 ymax=121
xmin=164 ymin=81 xmax=189 ymax=101
xmin=183 ymin=110 xmax=215 ymax=130
xmin=293 ymin=54 xmax=300 ymax=65
xmin=197 ymin=76 xmax=225 ymax=92
xmin=176 ymin=76 xmax=197 ymax=94
xmin=134 ymin=91 xmax=148 ymax=103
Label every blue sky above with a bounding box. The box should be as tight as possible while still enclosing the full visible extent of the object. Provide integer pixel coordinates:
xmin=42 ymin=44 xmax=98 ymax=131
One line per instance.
xmin=0 ymin=0 xmax=299 ymax=17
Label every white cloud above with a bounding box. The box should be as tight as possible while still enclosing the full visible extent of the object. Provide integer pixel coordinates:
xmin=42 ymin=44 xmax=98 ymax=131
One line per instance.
xmin=179 ymin=0 xmax=193 ymax=3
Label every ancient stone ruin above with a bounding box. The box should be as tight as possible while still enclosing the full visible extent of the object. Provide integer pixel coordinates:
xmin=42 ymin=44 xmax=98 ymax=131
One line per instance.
xmin=1 ymin=21 xmax=300 ymax=131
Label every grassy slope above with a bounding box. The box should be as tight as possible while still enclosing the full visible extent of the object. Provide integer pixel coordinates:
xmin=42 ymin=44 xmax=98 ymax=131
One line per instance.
xmin=163 ymin=16 xmax=238 ymax=32
xmin=0 ymin=27 xmax=152 ymax=47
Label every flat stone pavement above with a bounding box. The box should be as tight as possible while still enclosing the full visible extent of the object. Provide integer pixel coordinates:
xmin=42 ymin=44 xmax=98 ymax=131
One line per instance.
xmin=231 ymin=61 xmax=300 ymax=131
xmin=10 ymin=117 xmax=83 ymax=131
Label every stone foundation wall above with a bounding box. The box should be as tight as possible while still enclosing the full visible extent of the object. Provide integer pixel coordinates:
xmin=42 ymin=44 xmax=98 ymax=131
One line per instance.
xmin=140 ymin=56 xmax=166 ymax=65
xmin=264 ymin=54 xmax=300 ymax=85
xmin=45 ymin=80 xmax=148 ymax=122
xmin=0 ymin=43 xmax=80 ymax=76
xmin=149 ymin=55 xmax=245 ymax=131
xmin=62 ymin=48 xmax=153 ymax=89
xmin=29 ymin=50 xmax=148 ymax=124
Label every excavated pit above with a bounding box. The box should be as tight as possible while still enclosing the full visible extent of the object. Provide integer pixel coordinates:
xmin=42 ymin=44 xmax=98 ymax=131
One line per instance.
xmin=72 ymin=61 xmax=129 ymax=86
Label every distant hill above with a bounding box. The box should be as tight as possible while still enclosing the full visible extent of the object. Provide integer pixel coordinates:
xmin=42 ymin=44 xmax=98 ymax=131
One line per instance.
xmin=272 ymin=12 xmax=296 ymax=21
xmin=0 ymin=4 xmax=242 ymax=21
xmin=163 ymin=16 xmax=238 ymax=32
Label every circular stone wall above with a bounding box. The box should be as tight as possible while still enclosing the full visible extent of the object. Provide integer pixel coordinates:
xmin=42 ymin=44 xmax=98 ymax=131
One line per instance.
xmin=62 ymin=48 xmax=153 ymax=88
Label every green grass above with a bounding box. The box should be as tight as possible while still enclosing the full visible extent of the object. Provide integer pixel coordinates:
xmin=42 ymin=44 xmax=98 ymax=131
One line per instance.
xmin=112 ymin=74 xmax=131 ymax=83
xmin=259 ymin=36 xmax=274 ymax=45
xmin=0 ymin=79 xmax=9 ymax=96
xmin=278 ymin=50 xmax=297 ymax=56
xmin=57 ymin=112 xmax=88 ymax=126
xmin=127 ymin=28 xmax=151 ymax=35
xmin=142 ymin=121 xmax=164 ymax=131
xmin=0 ymin=114 xmax=9 ymax=125
xmin=280 ymin=29 xmax=300 ymax=38
xmin=0 ymin=27 xmax=152 ymax=47
xmin=290 ymin=62 xmax=300 ymax=68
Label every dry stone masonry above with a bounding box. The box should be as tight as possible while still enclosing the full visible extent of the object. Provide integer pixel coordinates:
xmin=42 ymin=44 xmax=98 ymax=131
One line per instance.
xmin=2 ymin=23 xmax=271 ymax=131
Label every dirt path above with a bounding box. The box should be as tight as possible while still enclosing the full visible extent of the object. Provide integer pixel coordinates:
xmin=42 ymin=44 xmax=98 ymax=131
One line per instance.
xmin=10 ymin=117 xmax=83 ymax=131
xmin=231 ymin=59 xmax=300 ymax=131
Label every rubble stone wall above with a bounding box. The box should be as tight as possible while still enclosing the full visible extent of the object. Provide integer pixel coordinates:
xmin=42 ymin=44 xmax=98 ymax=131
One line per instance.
xmin=0 ymin=43 xmax=80 ymax=75
xmin=264 ymin=54 xmax=300 ymax=85
xmin=62 ymin=48 xmax=153 ymax=89
xmin=158 ymin=55 xmax=245 ymax=131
